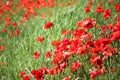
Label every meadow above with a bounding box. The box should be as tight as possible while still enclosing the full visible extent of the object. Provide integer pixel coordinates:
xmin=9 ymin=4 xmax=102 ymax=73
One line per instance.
xmin=0 ymin=0 xmax=120 ymax=80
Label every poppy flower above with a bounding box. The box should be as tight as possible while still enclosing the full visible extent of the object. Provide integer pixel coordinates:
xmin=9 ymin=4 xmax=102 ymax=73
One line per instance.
xmin=77 ymin=46 xmax=86 ymax=55
xmin=2 ymin=28 xmax=8 ymax=33
xmin=45 ymin=51 xmax=52 ymax=58
xmin=109 ymin=31 xmax=120 ymax=41
xmin=9 ymin=31 xmax=15 ymax=38
xmin=19 ymin=71 xmax=26 ymax=77
xmin=85 ymin=40 xmax=94 ymax=49
xmin=36 ymin=36 xmax=44 ymax=43
xmin=116 ymin=4 xmax=120 ymax=12
xmin=90 ymin=69 xmax=100 ymax=79
xmin=49 ymin=68 xmax=56 ymax=75
xmin=12 ymin=22 xmax=17 ymax=27
xmin=15 ymin=29 xmax=20 ymax=35
xmin=110 ymin=68 xmax=115 ymax=73
xmin=33 ymin=51 xmax=40 ymax=59
xmin=84 ymin=6 xmax=91 ymax=12
xmin=51 ymin=40 xmax=61 ymax=47
xmin=44 ymin=22 xmax=54 ymax=29
xmin=90 ymin=56 xmax=103 ymax=67
xmin=0 ymin=46 xmax=6 ymax=51
xmin=89 ymin=0 xmax=93 ymax=5
xmin=23 ymin=75 xmax=30 ymax=80
xmin=63 ymin=77 xmax=70 ymax=80
xmin=81 ymin=18 xmax=95 ymax=29
xmin=31 ymin=70 xmax=44 ymax=80
xmin=62 ymin=30 xmax=71 ymax=36
xmin=71 ymin=62 xmax=81 ymax=72
xmin=59 ymin=62 xmax=67 ymax=69
xmin=99 ymin=67 xmax=106 ymax=74
xmin=95 ymin=7 xmax=104 ymax=13
xmin=6 ymin=17 xmax=11 ymax=26
xmin=103 ymin=9 xmax=111 ymax=19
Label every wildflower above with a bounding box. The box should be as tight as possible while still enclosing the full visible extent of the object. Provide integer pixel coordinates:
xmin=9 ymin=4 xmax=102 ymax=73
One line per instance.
xmin=90 ymin=69 xmax=100 ymax=79
xmin=23 ymin=75 xmax=30 ymax=80
xmin=95 ymin=6 xmax=104 ymax=13
xmin=44 ymin=22 xmax=54 ymax=29
xmin=31 ymin=70 xmax=44 ymax=80
xmin=15 ymin=29 xmax=20 ymax=35
xmin=45 ymin=51 xmax=52 ymax=58
xmin=84 ymin=6 xmax=91 ymax=12
xmin=2 ymin=28 xmax=7 ymax=33
xmin=71 ymin=62 xmax=81 ymax=72
xmin=109 ymin=31 xmax=120 ymax=41
xmin=110 ymin=68 xmax=115 ymax=73
xmin=0 ymin=46 xmax=6 ymax=51
xmin=81 ymin=18 xmax=95 ymax=29
xmin=103 ymin=9 xmax=111 ymax=19
xmin=63 ymin=77 xmax=70 ymax=80
xmin=90 ymin=56 xmax=103 ymax=67
xmin=33 ymin=51 xmax=40 ymax=59
xmin=36 ymin=36 xmax=44 ymax=43
xmin=116 ymin=4 xmax=120 ymax=12
xmin=51 ymin=40 xmax=61 ymax=47
xmin=19 ymin=71 xmax=25 ymax=77
xmin=12 ymin=22 xmax=17 ymax=27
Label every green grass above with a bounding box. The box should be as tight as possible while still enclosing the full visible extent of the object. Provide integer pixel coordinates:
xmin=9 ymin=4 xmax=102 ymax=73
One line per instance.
xmin=0 ymin=0 xmax=120 ymax=80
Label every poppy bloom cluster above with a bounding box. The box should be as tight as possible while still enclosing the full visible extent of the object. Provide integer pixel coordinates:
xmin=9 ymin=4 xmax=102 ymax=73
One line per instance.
xmin=20 ymin=16 xmax=119 ymax=79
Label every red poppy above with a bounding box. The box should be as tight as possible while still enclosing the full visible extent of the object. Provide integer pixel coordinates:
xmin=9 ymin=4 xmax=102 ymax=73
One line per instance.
xmin=99 ymin=67 xmax=106 ymax=74
xmin=2 ymin=28 xmax=8 ymax=33
xmin=77 ymin=18 xmax=95 ymax=29
xmin=85 ymin=40 xmax=94 ymax=49
xmin=0 ymin=46 xmax=6 ymax=51
xmin=15 ymin=29 xmax=20 ymax=35
xmin=31 ymin=70 xmax=44 ymax=80
xmin=63 ymin=77 xmax=70 ymax=80
xmin=33 ymin=51 xmax=40 ymax=59
xmin=51 ymin=40 xmax=61 ymax=47
xmin=103 ymin=9 xmax=111 ymax=19
xmin=19 ymin=71 xmax=25 ymax=77
xmin=109 ymin=31 xmax=120 ymax=41
xmin=49 ymin=68 xmax=56 ymax=75
xmin=23 ymin=75 xmax=30 ymax=80
xmin=59 ymin=62 xmax=67 ymax=69
xmin=6 ymin=17 xmax=11 ymax=26
xmin=77 ymin=46 xmax=86 ymax=55
xmin=36 ymin=36 xmax=44 ymax=43
xmin=90 ymin=69 xmax=100 ymax=79
xmin=95 ymin=6 xmax=104 ymax=13
xmin=84 ymin=6 xmax=91 ymax=12
xmin=90 ymin=56 xmax=103 ymax=67
xmin=116 ymin=4 xmax=120 ymax=12
xmin=71 ymin=62 xmax=81 ymax=72
xmin=9 ymin=31 xmax=15 ymax=38
xmin=89 ymin=0 xmax=93 ymax=5
xmin=110 ymin=68 xmax=115 ymax=73
xmin=44 ymin=22 xmax=54 ymax=29
xmin=45 ymin=51 xmax=52 ymax=58
xmin=62 ymin=30 xmax=71 ymax=36
xmin=12 ymin=22 xmax=17 ymax=27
